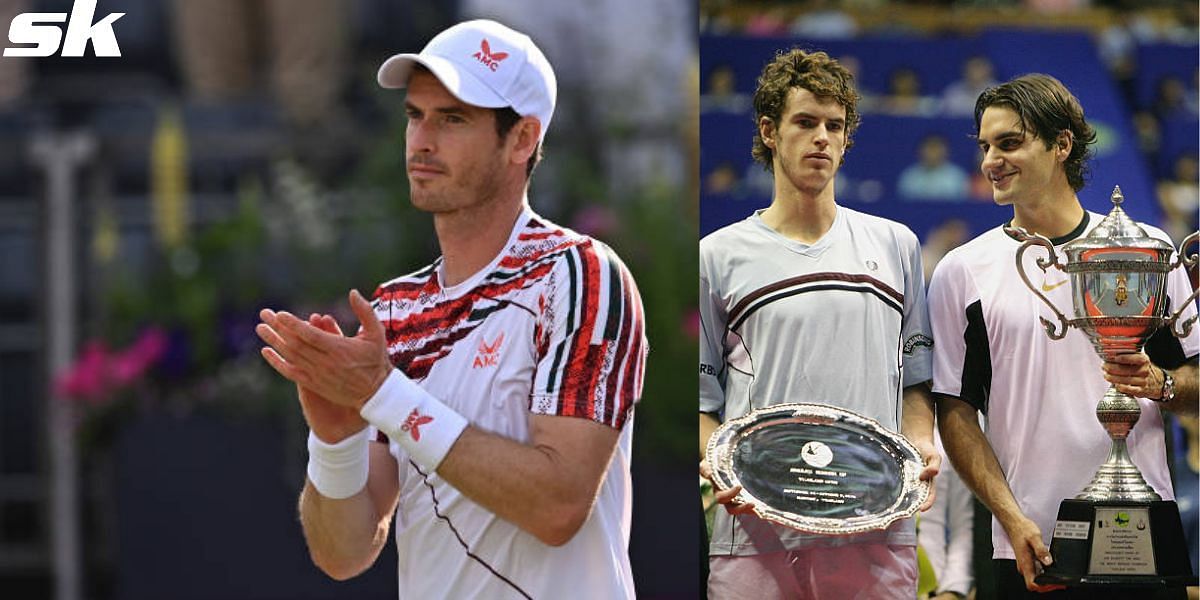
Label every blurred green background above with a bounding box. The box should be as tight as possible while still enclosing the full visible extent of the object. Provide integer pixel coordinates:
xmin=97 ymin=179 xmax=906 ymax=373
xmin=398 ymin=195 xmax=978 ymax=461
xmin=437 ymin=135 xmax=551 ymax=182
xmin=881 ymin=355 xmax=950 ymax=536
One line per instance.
xmin=0 ymin=1 xmax=699 ymax=598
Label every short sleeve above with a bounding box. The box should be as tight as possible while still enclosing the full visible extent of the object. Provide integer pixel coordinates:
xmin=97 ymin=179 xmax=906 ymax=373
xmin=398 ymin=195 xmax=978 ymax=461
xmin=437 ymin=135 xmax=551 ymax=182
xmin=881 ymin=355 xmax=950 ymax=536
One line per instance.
xmin=899 ymin=228 xmax=933 ymax=387
xmin=698 ymin=238 xmax=728 ymax=415
xmin=530 ymin=241 xmax=647 ymax=430
xmin=929 ymin=252 xmax=969 ymax=399
xmin=928 ymin=251 xmax=991 ymax=413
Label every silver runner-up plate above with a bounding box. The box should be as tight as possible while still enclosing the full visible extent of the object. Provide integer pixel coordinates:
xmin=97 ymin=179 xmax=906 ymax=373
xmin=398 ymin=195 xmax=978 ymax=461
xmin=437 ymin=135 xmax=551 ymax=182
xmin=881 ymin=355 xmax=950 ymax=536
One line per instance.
xmin=706 ymin=403 xmax=931 ymax=535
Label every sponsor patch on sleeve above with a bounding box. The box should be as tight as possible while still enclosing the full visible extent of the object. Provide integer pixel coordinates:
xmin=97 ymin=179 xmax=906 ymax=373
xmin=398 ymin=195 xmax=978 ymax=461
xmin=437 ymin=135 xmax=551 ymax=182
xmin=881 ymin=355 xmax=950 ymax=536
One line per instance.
xmin=903 ymin=334 xmax=934 ymax=355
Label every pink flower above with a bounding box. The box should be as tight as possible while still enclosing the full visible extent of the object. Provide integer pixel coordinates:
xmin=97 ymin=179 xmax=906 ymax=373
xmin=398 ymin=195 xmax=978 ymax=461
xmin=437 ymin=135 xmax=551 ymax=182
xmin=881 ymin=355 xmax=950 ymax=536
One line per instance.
xmin=132 ymin=327 xmax=168 ymax=360
xmin=55 ymin=341 xmax=112 ymax=402
xmin=55 ymin=328 xmax=168 ymax=405
xmin=112 ymin=328 xmax=167 ymax=386
xmin=681 ymin=308 xmax=700 ymax=340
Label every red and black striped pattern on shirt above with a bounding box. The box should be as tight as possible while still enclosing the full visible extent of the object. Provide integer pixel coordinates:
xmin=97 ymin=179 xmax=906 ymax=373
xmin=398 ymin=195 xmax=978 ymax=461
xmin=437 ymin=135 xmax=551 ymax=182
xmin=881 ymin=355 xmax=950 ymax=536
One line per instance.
xmin=371 ymin=214 xmax=647 ymax=430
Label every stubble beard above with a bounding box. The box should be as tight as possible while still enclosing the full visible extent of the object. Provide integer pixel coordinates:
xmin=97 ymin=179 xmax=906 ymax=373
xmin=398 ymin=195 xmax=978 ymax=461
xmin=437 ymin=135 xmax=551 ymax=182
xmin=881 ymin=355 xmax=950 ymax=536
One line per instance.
xmin=410 ymin=156 xmax=507 ymax=215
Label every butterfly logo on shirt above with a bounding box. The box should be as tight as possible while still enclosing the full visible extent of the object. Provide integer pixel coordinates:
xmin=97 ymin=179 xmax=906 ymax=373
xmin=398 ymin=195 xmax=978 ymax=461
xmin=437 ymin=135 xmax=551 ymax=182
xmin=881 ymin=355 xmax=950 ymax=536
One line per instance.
xmin=472 ymin=332 xmax=505 ymax=369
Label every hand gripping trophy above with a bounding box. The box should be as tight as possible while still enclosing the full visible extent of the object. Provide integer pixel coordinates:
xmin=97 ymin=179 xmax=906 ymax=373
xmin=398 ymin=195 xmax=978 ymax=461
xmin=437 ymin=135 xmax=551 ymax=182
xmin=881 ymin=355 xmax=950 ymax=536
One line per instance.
xmin=1008 ymin=186 xmax=1198 ymax=587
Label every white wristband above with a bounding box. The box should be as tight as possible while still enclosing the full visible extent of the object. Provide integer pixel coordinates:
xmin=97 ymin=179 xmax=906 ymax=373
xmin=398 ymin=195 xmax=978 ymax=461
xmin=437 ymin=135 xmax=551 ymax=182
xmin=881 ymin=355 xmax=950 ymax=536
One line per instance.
xmin=360 ymin=369 xmax=468 ymax=472
xmin=306 ymin=427 xmax=370 ymax=499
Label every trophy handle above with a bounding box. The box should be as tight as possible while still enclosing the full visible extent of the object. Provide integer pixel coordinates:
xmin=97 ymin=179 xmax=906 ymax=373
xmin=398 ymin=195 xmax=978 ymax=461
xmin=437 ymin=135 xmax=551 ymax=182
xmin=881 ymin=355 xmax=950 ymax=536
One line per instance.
xmin=1165 ymin=231 xmax=1200 ymax=338
xmin=1005 ymin=226 xmax=1071 ymax=340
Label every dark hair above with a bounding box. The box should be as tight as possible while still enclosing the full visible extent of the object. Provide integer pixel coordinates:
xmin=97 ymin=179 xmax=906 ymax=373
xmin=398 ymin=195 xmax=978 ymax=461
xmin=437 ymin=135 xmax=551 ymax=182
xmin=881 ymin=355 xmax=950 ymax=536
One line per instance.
xmin=751 ymin=49 xmax=860 ymax=171
xmin=493 ymin=106 xmax=541 ymax=178
xmin=973 ymin=74 xmax=1096 ymax=192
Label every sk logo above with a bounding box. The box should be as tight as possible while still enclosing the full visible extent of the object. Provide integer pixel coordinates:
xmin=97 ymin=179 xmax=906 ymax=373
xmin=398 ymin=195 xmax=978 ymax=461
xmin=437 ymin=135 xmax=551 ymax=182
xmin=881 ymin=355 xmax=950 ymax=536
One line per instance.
xmin=472 ymin=38 xmax=508 ymax=72
xmin=473 ymin=332 xmax=504 ymax=368
xmin=400 ymin=408 xmax=433 ymax=442
xmin=4 ymin=0 xmax=124 ymax=57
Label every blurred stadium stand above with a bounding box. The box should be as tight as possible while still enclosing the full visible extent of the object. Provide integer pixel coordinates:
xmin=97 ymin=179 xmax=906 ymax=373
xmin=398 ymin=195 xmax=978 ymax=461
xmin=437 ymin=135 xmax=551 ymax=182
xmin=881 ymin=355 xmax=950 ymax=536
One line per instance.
xmin=700 ymin=3 xmax=1197 ymax=599
xmin=700 ymin=4 xmax=1198 ymax=243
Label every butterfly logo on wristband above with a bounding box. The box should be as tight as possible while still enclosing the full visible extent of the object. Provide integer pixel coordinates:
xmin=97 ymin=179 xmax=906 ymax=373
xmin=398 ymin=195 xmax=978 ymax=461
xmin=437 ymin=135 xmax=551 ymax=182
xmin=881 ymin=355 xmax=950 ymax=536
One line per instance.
xmin=401 ymin=408 xmax=434 ymax=442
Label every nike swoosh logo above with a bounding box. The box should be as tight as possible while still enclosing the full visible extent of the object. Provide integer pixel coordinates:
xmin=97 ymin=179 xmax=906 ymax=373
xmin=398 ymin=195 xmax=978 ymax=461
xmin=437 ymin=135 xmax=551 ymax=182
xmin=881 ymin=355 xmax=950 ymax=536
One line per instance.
xmin=1041 ymin=280 xmax=1069 ymax=292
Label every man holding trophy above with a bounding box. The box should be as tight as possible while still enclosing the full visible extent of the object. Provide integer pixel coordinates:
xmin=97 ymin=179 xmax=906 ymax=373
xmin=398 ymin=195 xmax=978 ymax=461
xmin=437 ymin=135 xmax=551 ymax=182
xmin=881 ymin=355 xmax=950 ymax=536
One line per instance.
xmin=928 ymin=73 xmax=1198 ymax=599
xmin=699 ymin=48 xmax=940 ymax=599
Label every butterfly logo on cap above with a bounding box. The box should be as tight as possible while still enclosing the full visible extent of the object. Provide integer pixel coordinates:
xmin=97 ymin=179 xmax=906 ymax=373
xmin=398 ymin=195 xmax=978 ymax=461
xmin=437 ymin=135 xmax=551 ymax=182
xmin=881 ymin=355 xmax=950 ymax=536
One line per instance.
xmin=472 ymin=38 xmax=508 ymax=72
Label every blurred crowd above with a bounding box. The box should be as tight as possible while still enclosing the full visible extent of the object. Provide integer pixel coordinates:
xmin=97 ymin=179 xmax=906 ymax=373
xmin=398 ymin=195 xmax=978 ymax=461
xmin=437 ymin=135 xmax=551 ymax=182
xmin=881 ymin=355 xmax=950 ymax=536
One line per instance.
xmin=700 ymin=0 xmax=1197 ymax=263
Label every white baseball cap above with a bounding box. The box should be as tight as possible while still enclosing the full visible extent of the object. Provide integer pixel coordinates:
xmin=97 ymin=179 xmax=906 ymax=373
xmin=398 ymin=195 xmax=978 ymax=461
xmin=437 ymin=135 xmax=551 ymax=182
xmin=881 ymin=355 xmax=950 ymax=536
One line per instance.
xmin=378 ymin=19 xmax=557 ymax=142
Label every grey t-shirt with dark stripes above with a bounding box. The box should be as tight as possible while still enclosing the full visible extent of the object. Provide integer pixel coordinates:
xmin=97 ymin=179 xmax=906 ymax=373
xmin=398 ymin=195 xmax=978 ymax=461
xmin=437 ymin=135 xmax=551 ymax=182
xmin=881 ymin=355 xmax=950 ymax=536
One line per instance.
xmin=700 ymin=206 xmax=933 ymax=554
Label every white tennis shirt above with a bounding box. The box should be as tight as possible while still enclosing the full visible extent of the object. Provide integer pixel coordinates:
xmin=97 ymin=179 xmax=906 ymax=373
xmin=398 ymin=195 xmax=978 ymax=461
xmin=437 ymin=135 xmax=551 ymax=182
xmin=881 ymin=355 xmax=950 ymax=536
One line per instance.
xmin=369 ymin=206 xmax=647 ymax=598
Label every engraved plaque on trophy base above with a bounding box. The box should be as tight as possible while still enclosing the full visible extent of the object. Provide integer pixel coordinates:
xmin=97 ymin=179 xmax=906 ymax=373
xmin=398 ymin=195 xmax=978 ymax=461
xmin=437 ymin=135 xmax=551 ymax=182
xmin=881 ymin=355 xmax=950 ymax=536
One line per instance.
xmin=1036 ymin=499 xmax=1196 ymax=588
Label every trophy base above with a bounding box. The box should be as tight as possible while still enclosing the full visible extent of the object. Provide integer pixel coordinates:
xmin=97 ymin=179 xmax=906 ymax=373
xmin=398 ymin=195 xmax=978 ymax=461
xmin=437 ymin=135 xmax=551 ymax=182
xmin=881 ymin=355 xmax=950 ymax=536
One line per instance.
xmin=1034 ymin=499 xmax=1197 ymax=588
